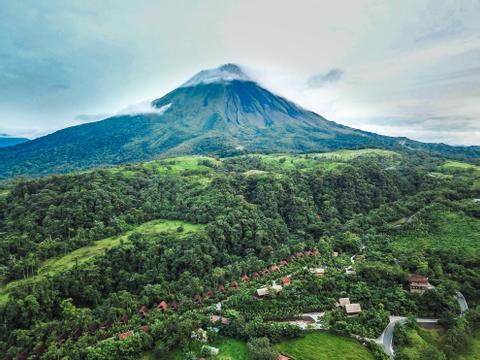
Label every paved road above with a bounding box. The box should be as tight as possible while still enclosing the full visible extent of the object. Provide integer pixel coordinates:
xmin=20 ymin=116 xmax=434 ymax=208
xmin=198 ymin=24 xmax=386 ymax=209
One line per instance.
xmin=378 ymin=292 xmax=468 ymax=358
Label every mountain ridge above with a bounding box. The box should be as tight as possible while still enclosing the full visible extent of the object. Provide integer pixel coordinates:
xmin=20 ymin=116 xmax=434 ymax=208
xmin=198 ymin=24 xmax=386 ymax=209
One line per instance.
xmin=0 ymin=64 xmax=479 ymax=179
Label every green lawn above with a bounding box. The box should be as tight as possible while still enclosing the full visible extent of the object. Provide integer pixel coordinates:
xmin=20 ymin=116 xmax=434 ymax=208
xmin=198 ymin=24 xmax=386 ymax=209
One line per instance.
xmin=276 ymin=332 xmax=374 ymax=360
xmin=143 ymin=337 xmax=248 ymax=360
xmin=458 ymin=330 xmax=480 ymax=360
xmin=144 ymin=156 xmax=221 ymax=174
xmin=390 ymin=209 xmax=480 ymax=256
xmin=252 ymin=149 xmax=399 ymax=172
xmin=0 ymin=219 xmax=203 ymax=304
xmin=395 ymin=328 xmax=443 ymax=359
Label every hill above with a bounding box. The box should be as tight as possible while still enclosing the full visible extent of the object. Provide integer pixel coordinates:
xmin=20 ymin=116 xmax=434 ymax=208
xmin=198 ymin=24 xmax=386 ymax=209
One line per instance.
xmin=0 ymin=150 xmax=479 ymax=358
xmin=0 ymin=135 xmax=28 ymax=148
xmin=1 ymin=64 xmax=479 ymax=179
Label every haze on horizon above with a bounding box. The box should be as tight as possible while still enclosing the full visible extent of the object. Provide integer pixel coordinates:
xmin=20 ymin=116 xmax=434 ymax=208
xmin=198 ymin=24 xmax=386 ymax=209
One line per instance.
xmin=0 ymin=0 xmax=479 ymax=145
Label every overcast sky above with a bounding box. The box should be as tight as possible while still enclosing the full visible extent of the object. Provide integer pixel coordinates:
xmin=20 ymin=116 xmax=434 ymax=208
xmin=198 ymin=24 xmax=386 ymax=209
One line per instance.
xmin=1 ymin=0 xmax=479 ymax=145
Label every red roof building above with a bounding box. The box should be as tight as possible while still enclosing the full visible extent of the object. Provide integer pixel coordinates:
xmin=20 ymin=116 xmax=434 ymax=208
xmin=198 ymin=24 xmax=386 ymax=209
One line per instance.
xmin=139 ymin=306 xmax=149 ymax=317
xmin=279 ymin=355 xmax=291 ymax=360
xmin=205 ymin=289 xmax=214 ymax=298
xmin=295 ymin=252 xmax=304 ymax=258
xmin=230 ymin=281 xmax=240 ymax=289
xmin=261 ymin=268 xmax=270 ymax=275
xmin=194 ymin=294 xmax=203 ymax=305
xmin=157 ymin=301 xmax=168 ymax=311
xmin=241 ymin=274 xmax=250 ymax=282
xmin=118 ymin=330 xmax=134 ymax=340
xmin=281 ymin=276 xmax=291 ymax=286
xmin=218 ymin=284 xmax=226 ymax=293
xmin=270 ymin=265 xmax=281 ymax=272
xmin=171 ymin=300 xmax=179 ymax=311
xmin=279 ymin=260 xmax=289 ymax=267
xmin=252 ymin=272 xmax=260 ymax=279
xmin=210 ymin=315 xmax=221 ymax=324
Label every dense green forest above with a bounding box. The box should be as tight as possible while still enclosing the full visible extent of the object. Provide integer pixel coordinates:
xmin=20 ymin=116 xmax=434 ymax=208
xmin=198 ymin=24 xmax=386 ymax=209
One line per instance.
xmin=0 ymin=149 xmax=478 ymax=359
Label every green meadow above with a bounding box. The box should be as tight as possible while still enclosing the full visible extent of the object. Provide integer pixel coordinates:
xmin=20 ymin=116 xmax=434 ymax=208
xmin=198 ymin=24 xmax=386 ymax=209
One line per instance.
xmin=0 ymin=219 xmax=203 ymax=304
xmin=276 ymin=332 xmax=374 ymax=360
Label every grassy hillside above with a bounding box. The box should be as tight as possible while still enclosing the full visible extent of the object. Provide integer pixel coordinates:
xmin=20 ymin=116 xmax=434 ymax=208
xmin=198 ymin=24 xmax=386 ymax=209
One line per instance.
xmin=0 ymin=219 xmax=203 ymax=304
xmin=276 ymin=332 xmax=374 ymax=360
xmin=390 ymin=207 xmax=480 ymax=256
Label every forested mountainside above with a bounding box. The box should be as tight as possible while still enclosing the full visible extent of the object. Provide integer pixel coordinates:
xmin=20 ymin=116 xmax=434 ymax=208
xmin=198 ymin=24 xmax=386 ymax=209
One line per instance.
xmin=1 ymin=64 xmax=479 ymax=180
xmin=0 ymin=136 xmax=28 ymax=148
xmin=0 ymin=149 xmax=479 ymax=359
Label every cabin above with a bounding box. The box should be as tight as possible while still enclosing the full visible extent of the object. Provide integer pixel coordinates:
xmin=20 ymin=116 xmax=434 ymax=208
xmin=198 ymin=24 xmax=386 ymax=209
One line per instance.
xmin=205 ymin=289 xmax=214 ymax=298
xmin=241 ymin=274 xmax=250 ymax=282
xmin=221 ymin=317 xmax=230 ymax=325
xmin=218 ymin=284 xmax=226 ymax=293
xmin=202 ymin=345 xmax=219 ymax=356
xmin=337 ymin=297 xmax=351 ymax=308
xmin=310 ymin=267 xmax=325 ymax=277
xmin=333 ymin=251 xmax=339 ymax=257
xmin=261 ymin=268 xmax=270 ymax=275
xmin=157 ymin=300 xmax=168 ymax=311
xmin=279 ymin=260 xmax=289 ymax=267
xmin=279 ymin=355 xmax=291 ymax=360
xmin=230 ymin=281 xmax=240 ymax=289
xmin=287 ymin=254 xmax=296 ymax=261
xmin=270 ymin=265 xmax=281 ymax=272
xmin=171 ymin=300 xmax=179 ymax=311
xmin=295 ymin=252 xmax=304 ymax=258
xmin=121 ymin=314 xmax=129 ymax=325
xmin=252 ymin=271 xmax=260 ymax=279
xmin=345 ymin=303 xmax=362 ymax=316
xmin=210 ymin=315 xmax=221 ymax=324
xmin=139 ymin=306 xmax=149 ymax=317
xmin=194 ymin=294 xmax=203 ymax=305
xmin=304 ymin=250 xmax=314 ymax=257
xmin=118 ymin=330 xmax=134 ymax=340
xmin=100 ymin=319 xmax=112 ymax=329
xmin=281 ymin=276 xmax=291 ymax=286
xmin=408 ymin=274 xmax=430 ymax=293
xmin=256 ymin=287 xmax=269 ymax=298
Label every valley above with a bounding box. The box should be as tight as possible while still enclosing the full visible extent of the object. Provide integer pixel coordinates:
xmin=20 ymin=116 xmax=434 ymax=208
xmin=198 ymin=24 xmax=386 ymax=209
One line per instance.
xmin=0 ymin=149 xmax=478 ymax=359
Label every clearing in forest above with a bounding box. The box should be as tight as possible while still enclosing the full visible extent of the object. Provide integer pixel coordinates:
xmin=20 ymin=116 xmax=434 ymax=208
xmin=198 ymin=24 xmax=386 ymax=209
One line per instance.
xmin=0 ymin=219 xmax=203 ymax=304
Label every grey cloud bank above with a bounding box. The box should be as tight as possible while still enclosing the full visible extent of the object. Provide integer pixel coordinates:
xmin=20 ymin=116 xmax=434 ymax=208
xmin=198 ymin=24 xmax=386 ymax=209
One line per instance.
xmin=0 ymin=0 xmax=479 ymax=145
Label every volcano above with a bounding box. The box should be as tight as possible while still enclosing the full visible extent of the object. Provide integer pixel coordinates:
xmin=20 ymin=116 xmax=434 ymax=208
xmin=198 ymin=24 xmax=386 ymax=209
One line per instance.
xmin=0 ymin=64 xmax=478 ymax=178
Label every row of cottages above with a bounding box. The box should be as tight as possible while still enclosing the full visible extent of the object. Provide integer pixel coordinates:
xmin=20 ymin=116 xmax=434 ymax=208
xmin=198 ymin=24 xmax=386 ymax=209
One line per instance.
xmin=408 ymin=274 xmax=434 ymax=294
xmin=210 ymin=315 xmax=231 ymax=326
xmin=336 ymin=297 xmax=362 ymax=316
xmin=256 ymin=276 xmax=291 ymax=298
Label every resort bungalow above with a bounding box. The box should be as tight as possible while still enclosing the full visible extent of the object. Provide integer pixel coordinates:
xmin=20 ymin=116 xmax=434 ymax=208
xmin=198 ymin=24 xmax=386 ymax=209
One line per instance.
xmin=337 ymin=297 xmax=350 ymax=308
xmin=118 ymin=330 xmax=134 ymax=340
xmin=241 ymin=274 xmax=250 ymax=282
xmin=408 ymin=274 xmax=431 ymax=293
xmin=345 ymin=303 xmax=362 ymax=316
xmin=138 ymin=306 xmax=149 ymax=317
xmin=310 ymin=267 xmax=325 ymax=277
xmin=255 ymin=284 xmax=283 ymax=298
xmin=281 ymin=276 xmax=291 ymax=286
xmin=157 ymin=300 xmax=168 ymax=311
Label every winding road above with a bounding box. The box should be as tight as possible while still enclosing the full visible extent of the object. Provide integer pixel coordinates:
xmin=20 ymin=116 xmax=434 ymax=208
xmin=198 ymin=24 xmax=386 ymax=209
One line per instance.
xmin=377 ymin=291 xmax=469 ymax=358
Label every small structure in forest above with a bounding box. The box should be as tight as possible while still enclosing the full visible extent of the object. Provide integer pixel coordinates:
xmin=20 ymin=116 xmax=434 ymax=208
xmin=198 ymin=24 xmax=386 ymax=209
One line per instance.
xmin=408 ymin=274 xmax=432 ymax=293
xmin=191 ymin=328 xmax=208 ymax=343
xmin=230 ymin=281 xmax=240 ymax=289
xmin=281 ymin=275 xmax=291 ymax=286
xmin=241 ymin=274 xmax=250 ymax=282
xmin=202 ymin=345 xmax=219 ymax=355
xmin=157 ymin=301 xmax=168 ymax=311
xmin=118 ymin=330 xmax=134 ymax=340
xmin=345 ymin=303 xmax=362 ymax=316
xmin=138 ymin=306 xmax=149 ymax=317
xmin=256 ymin=287 xmax=269 ymax=298
xmin=205 ymin=289 xmax=214 ymax=298
xmin=194 ymin=294 xmax=203 ymax=305
xmin=310 ymin=267 xmax=325 ymax=277
xmin=337 ymin=297 xmax=350 ymax=308
xmin=279 ymin=355 xmax=291 ymax=360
